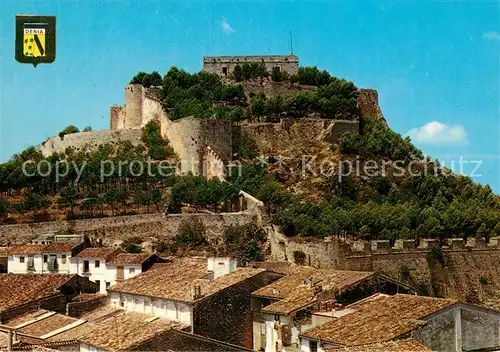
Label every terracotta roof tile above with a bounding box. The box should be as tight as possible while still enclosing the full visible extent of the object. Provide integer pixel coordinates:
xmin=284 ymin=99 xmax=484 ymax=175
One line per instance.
xmin=107 ymin=253 xmax=154 ymax=265
xmin=254 ymin=268 xmax=373 ymax=315
xmin=326 ymin=339 xmax=430 ymax=352
xmin=6 ymin=243 xmax=80 ymax=255
xmin=110 ymin=258 xmax=265 ymax=302
xmin=253 ymin=268 xmax=372 ymax=300
xmin=42 ymin=243 xmax=81 ymax=253
xmin=72 ymin=248 xmax=122 ymax=261
xmin=78 ymin=311 xmax=187 ymax=351
xmin=302 ymin=294 xmax=457 ymax=345
xmin=0 ymin=274 xmax=75 ymax=312
xmin=17 ymin=314 xmax=79 ymax=337
xmin=0 ymin=247 xmax=10 ymax=257
xmin=7 ymin=245 xmax=48 ymax=255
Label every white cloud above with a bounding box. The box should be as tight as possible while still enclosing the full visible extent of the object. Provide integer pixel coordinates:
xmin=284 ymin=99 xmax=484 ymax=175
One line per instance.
xmin=405 ymin=121 xmax=468 ymax=145
xmin=483 ymin=31 xmax=500 ymax=40
xmin=221 ymin=18 xmax=235 ymax=33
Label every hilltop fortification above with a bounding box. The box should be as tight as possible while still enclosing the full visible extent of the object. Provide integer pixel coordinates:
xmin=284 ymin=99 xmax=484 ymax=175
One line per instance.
xmin=40 ymin=55 xmax=385 ymax=179
xmin=203 ymin=55 xmax=299 ymax=77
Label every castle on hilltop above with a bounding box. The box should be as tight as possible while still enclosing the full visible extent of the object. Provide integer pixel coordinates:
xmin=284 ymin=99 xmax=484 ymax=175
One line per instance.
xmin=202 ymin=55 xmax=299 ymax=77
xmin=40 ymin=55 xmax=384 ymax=180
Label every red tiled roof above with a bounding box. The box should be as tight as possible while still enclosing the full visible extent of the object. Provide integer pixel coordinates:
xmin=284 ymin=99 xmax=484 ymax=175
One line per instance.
xmin=0 ymin=274 xmax=76 ymax=312
xmin=253 ymin=267 xmax=373 ymax=315
xmin=7 ymin=243 xmax=80 ymax=255
xmin=110 ymin=258 xmax=265 ymax=302
xmin=107 ymin=253 xmax=154 ymax=265
xmin=326 ymin=339 xmax=430 ymax=352
xmin=72 ymin=248 xmax=122 ymax=261
xmin=302 ymin=294 xmax=457 ymax=345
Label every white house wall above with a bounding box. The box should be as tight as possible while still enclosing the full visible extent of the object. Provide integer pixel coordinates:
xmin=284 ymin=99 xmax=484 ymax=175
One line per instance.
xmin=70 ymin=258 xmax=115 ymax=294
xmin=8 ymin=252 xmax=72 ymax=274
xmin=110 ymin=292 xmax=192 ymax=324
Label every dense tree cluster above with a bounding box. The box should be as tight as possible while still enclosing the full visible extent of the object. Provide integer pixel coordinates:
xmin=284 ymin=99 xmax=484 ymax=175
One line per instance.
xmin=131 ymin=66 xmax=359 ymax=121
xmin=130 ymin=71 xmax=162 ymax=88
xmin=0 ymin=123 xmax=177 ymax=222
xmin=227 ymin=140 xmax=500 ymax=242
xmin=340 ymin=117 xmax=423 ymax=163
xmin=250 ymin=77 xmax=358 ymax=120
xmin=168 ymin=175 xmax=240 ymax=213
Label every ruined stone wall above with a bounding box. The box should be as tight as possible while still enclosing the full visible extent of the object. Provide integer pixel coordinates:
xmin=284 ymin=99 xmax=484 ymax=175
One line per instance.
xmin=165 ymin=117 xmax=232 ymax=175
xmin=267 ymin=227 xmax=351 ymax=269
xmin=0 ymin=212 xmax=256 ymax=246
xmin=204 ymin=146 xmax=227 ymax=180
xmin=203 ymin=55 xmax=299 ymax=77
xmin=40 ymin=129 xmax=142 ymax=157
xmin=357 ymin=89 xmax=386 ymax=126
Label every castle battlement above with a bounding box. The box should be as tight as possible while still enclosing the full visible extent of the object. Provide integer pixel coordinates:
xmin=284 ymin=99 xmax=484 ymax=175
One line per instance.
xmin=341 ymin=237 xmax=500 ymax=257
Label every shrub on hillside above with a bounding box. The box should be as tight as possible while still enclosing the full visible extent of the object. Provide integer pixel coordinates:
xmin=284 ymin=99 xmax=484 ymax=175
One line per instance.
xmin=174 ymin=218 xmax=206 ymax=246
xmin=59 ymin=125 xmax=79 ymax=139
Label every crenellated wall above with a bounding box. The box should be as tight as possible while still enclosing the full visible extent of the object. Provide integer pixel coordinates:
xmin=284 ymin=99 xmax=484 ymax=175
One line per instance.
xmin=268 ymin=228 xmax=500 ymax=301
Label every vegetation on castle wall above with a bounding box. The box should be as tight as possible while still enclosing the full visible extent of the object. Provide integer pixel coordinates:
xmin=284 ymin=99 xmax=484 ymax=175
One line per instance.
xmin=58 ymin=125 xmax=79 ymax=139
xmin=168 ymin=175 xmax=240 ymax=213
xmin=130 ymin=71 xmax=162 ymax=88
xmin=340 ymin=117 xmax=423 ymax=163
xmin=140 ymin=120 xmax=175 ymax=160
xmin=132 ymin=66 xmax=359 ymax=121
xmin=221 ymin=224 xmax=266 ymax=263
xmin=175 ymin=217 xmax=207 ymax=246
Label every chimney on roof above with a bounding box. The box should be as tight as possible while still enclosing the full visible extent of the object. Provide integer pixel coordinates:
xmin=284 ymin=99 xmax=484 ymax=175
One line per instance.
xmin=7 ymin=329 xmax=12 ymax=351
xmin=191 ymin=285 xmax=202 ymax=300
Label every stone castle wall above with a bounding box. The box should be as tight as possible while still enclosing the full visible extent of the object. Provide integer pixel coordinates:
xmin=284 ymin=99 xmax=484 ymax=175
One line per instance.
xmin=357 ymin=89 xmax=387 ymax=125
xmin=165 ymin=117 xmax=232 ymax=175
xmin=268 ymin=228 xmax=500 ymax=301
xmin=204 ymin=146 xmax=227 ymax=180
xmin=0 ymin=211 xmax=256 ymax=246
xmin=203 ymin=55 xmax=299 ymax=77
xmin=40 ymin=129 xmax=142 ymax=157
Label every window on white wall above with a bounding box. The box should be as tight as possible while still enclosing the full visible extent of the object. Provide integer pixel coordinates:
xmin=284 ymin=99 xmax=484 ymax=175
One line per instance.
xmin=95 ymin=260 xmax=100 ymax=268
xmin=19 ymin=256 xmax=25 ymax=263
xmin=129 ymin=267 xmax=135 ymax=274
xmin=61 ymin=255 xmax=67 ymax=264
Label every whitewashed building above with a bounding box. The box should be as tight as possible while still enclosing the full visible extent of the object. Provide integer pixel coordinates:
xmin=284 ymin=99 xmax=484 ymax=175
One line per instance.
xmin=108 ymin=257 xmax=276 ymax=349
xmin=69 ymin=248 xmax=157 ymax=294
xmin=7 ymin=243 xmax=83 ymax=274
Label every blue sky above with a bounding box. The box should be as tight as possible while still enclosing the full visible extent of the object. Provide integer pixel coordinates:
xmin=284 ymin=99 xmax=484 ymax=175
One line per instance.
xmin=1 ymin=1 xmax=499 ymax=192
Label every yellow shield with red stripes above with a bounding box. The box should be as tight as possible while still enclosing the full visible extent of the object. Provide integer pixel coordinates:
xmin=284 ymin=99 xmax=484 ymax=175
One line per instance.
xmin=23 ymin=24 xmax=47 ymax=57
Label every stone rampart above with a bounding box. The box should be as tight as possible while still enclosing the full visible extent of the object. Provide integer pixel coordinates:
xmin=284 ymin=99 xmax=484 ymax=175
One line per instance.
xmin=0 ymin=211 xmax=257 ymax=246
xmin=40 ymin=129 xmax=142 ymax=157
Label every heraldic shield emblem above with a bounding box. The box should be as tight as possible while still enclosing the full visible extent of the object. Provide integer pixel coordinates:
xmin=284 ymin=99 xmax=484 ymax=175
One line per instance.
xmin=23 ymin=23 xmax=48 ymax=57
xmin=15 ymin=15 xmax=56 ymax=66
